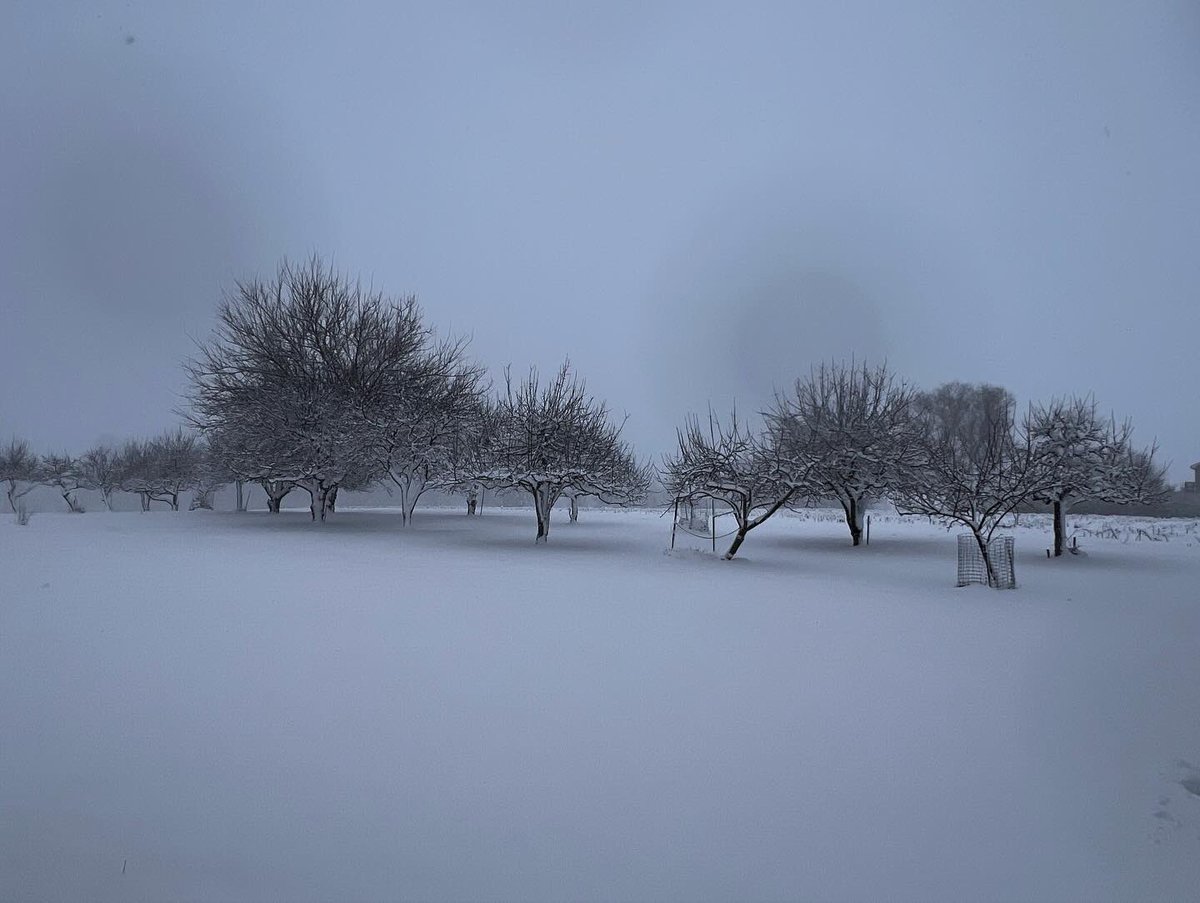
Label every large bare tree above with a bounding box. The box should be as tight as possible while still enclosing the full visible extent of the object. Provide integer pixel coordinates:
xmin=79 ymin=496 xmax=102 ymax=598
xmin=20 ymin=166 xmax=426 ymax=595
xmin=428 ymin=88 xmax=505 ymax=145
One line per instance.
xmin=188 ymin=256 xmax=432 ymax=522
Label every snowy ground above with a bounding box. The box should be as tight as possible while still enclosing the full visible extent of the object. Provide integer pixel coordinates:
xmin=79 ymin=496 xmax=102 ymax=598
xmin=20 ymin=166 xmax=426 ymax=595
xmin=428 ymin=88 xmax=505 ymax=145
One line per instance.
xmin=2 ymin=505 xmax=1198 ymax=902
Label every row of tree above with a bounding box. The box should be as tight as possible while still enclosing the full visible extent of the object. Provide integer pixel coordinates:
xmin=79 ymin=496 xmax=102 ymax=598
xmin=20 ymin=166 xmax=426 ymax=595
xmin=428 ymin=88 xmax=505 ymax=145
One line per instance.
xmin=0 ymin=430 xmax=224 ymax=515
xmin=4 ymin=257 xmax=1168 ymax=569
xmin=186 ymin=257 xmax=649 ymax=541
xmin=664 ymin=362 xmax=1168 ymax=582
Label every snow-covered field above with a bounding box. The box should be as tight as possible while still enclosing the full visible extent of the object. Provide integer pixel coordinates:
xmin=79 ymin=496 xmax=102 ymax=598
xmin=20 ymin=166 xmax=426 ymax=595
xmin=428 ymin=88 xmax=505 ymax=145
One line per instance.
xmin=2 ymin=506 xmax=1198 ymax=902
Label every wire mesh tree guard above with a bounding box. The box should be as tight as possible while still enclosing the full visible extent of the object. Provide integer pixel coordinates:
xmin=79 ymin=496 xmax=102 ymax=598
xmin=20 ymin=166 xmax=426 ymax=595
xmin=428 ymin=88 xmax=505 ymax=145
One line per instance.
xmin=957 ymin=534 xmax=1017 ymax=589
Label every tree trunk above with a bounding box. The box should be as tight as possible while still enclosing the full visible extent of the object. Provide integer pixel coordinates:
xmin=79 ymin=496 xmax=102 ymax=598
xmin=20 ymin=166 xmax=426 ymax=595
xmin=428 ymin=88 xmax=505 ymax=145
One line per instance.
xmin=298 ymin=480 xmax=321 ymax=521
xmin=1053 ymin=499 xmax=1065 ymax=557
xmin=139 ymin=491 xmax=150 ymax=512
xmin=532 ymin=485 xmax=558 ymax=543
xmin=568 ymin=495 xmax=579 ymax=523
xmin=974 ymin=531 xmax=999 ymax=587
xmin=398 ymin=482 xmax=411 ymax=526
xmin=101 ymin=488 xmax=113 ymax=511
xmin=842 ymin=496 xmax=865 ymax=546
xmin=724 ymin=527 xmax=749 ymax=560
xmin=319 ymin=483 xmax=336 ymax=521
xmin=327 ymin=485 xmax=338 ymax=513
xmin=235 ymin=480 xmax=246 ymax=512
xmin=301 ymin=480 xmax=334 ymax=523
xmin=169 ymin=492 xmax=179 ymax=511
xmin=262 ymin=480 xmax=292 ymax=514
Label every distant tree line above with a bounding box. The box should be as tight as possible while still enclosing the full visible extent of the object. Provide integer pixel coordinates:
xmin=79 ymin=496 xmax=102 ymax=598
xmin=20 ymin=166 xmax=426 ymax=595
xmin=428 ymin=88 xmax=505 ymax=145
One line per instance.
xmin=2 ymin=256 xmax=1169 ymax=568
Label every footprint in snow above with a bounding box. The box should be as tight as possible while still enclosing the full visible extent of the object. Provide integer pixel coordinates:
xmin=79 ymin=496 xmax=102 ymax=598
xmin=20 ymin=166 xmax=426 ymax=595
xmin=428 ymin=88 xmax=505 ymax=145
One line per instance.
xmin=1152 ymin=760 xmax=1200 ymax=844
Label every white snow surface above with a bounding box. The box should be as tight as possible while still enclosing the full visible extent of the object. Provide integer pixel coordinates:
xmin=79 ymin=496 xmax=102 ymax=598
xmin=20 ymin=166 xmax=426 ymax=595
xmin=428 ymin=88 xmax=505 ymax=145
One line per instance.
xmin=2 ymin=506 xmax=1199 ymax=902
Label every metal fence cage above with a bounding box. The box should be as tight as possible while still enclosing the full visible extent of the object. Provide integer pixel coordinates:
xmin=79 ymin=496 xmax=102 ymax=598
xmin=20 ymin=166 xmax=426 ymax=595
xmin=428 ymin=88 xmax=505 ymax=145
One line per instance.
xmin=957 ymin=534 xmax=1016 ymax=589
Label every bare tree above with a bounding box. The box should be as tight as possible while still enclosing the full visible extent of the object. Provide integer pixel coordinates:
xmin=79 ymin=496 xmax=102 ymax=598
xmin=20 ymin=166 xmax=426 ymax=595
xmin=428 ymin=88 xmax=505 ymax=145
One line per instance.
xmin=665 ymin=408 xmax=806 ymax=560
xmin=116 ymin=440 xmax=156 ymax=511
xmin=769 ymin=360 xmax=917 ymax=545
xmin=116 ymin=431 xmax=204 ymax=511
xmin=40 ymin=453 xmax=86 ymax=512
xmin=1028 ymin=397 xmax=1170 ymax=555
xmin=473 ymin=362 xmax=650 ymax=543
xmin=373 ymin=339 xmax=486 ymax=525
xmin=1 ymin=438 xmax=40 ymax=513
xmin=189 ymin=440 xmax=228 ymax=510
xmin=895 ymin=383 xmax=1048 ymax=586
xmin=78 ymin=445 xmax=120 ymax=511
xmin=150 ymin=429 xmax=205 ymax=510
xmin=187 ymin=256 xmax=436 ymax=523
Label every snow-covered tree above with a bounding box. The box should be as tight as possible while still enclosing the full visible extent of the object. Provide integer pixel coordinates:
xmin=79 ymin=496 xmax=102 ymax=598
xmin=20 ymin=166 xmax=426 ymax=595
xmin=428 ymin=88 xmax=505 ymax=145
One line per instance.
xmin=768 ymin=360 xmax=917 ymax=546
xmin=665 ymin=408 xmax=808 ymax=560
xmin=189 ymin=441 xmax=229 ymax=510
xmin=116 ymin=431 xmax=204 ymax=511
xmin=473 ymin=362 xmax=650 ymax=543
xmin=149 ymin=429 xmax=205 ymax=510
xmin=1029 ymin=397 xmax=1170 ymax=556
xmin=188 ymin=256 xmax=436 ymax=522
xmin=0 ymin=438 xmax=40 ymax=513
xmin=116 ymin=440 xmax=155 ymax=511
xmin=373 ymin=338 xmax=487 ymax=525
xmin=895 ymin=382 xmax=1048 ymax=586
xmin=78 ymin=444 xmax=121 ymax=511
xmin=39 ymin=453 xmax=86 ymax=512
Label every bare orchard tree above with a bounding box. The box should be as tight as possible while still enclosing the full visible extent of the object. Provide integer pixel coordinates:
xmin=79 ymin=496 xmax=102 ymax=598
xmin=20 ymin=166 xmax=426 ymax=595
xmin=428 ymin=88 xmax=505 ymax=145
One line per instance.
xmin=768 ymin=360 xmax=917 ymax=545
xmin=374 ymin=338 xmax=487 ymax=525
xmin=116 ymin=439 xmax=156 ymax=511
xmin=187 ymin=256 xmax=432 ymax=523
xmin=189 ymin=441 xmax=229 ymax=510
xmin=203 ymin=426 xmax=290 ymax=513
xmin=40 ymin=453 xmax=87 ymax=512
xmin=1030 ymin=396 xmax=1111 ymax=556
xmin=117 ymin=431 xmax=204 ymax=511
xmin=1028 ymin=397 xmax=1169 ymax=556
xmin=895 ymin=382 xmax=1049 ymax=586
xmin=1 ymin=438 xmax=41 ymax=513
xmin=473 ymin=362 xmax=650 ymax=543
xmin=78 ymin=444 xmax=121 ymax=511
xmin=1095 ymin=422 xmax=1170 ymax=507
xmin=147 ymin=429 xmax=205 ymax=510
xmin=665 ymin=408 xmax=805 ymax=560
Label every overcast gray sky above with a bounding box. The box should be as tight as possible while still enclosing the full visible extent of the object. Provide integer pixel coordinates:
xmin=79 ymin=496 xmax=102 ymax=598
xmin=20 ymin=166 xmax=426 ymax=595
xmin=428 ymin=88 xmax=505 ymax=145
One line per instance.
xmin=3 ymin=1 xmax=1198 ymax=479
